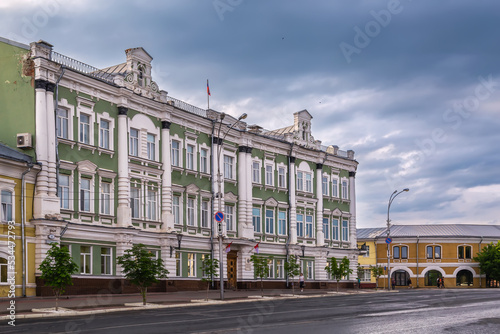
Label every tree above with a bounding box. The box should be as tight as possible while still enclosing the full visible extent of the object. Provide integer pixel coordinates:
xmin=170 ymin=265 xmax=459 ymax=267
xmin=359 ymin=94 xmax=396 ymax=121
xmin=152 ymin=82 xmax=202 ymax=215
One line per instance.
xmin=474 ymin=241 xmax=500 ymax=286
xmin=370 ymin=265 xmax=384 ymax=290
xmin=284 ymin=255 xmax=301 ymax=295
xmin=325 ymin=256 xmax=353 ymax=292
xmin=117 ymin=244 xmax=169 ymax=305
xmin=250 ymin=255 xmax=270 ymax=297
xmin=38 ymin=243 xmax=79 ymax=311
xmin=200 ymin=256 xmax=219 ymax=301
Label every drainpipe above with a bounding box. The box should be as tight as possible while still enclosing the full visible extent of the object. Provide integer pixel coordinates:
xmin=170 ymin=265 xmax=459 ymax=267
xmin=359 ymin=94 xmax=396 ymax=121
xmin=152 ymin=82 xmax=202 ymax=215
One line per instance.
xmin=21 ymin=163 xmax=33 ymax=297
xmin=479 ymin=236 xmax=483 ymax=288
xmin=54 ymin=67 xmax=66 ymax=197
xmin=416 ymin=236 xmax=419 ymax=288
xmin=210 ymin=119 xmax=216 ymax=288
xmin=285 ymin=143 xmax=294 ymax=288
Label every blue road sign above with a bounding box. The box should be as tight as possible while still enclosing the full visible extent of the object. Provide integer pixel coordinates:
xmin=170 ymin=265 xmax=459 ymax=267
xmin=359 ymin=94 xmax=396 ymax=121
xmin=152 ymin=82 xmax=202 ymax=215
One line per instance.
xmin=386 ymin=237 xmax=392 ymax=244
xmin=215 ymin=211 xmax=224 ymax=222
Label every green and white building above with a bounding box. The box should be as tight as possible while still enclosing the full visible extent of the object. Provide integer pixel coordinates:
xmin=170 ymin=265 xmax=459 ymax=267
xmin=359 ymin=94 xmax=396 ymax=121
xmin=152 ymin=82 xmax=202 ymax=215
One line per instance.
xmin=0 ymin=37 xmax=359 ymax=294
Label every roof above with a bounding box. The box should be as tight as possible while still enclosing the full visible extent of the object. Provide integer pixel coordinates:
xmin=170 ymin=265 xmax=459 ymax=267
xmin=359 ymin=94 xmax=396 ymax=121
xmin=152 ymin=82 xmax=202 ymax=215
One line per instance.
xmin=358 ymin=224 xmax=500 ymax=239
xmin=357 ymin=227 xmax=387 ymax=239
xmin=0 ymin=143 xmax=33 ymax=164
xmin=99 ymin=62 xmax=127 ymax=76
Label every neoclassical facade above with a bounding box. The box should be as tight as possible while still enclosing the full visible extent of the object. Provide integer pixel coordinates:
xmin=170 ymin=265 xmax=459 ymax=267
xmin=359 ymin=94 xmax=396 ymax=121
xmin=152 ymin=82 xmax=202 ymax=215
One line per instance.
xmin=1 ymin=37 xmax=359 ymax=294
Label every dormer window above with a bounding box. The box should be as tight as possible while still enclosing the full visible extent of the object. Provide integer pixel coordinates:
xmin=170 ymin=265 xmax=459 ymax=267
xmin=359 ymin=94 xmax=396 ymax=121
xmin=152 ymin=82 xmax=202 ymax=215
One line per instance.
xmin=138 ymin=66 xmax=144 ymax=87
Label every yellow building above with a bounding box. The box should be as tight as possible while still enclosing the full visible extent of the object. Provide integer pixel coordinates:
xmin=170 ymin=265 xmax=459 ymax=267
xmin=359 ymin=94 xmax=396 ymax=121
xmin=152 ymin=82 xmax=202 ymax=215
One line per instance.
xmin=357 ymin=228 xmax=386 ymax=288
xmin=360 ymin=225 xmax=500 ymax=289
xmin=0 ymin=143 xmax=39 ymax=297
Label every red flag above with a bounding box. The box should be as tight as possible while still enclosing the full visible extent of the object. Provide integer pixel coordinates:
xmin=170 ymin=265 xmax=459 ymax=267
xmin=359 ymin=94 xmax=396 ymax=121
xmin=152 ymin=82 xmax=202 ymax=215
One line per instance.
xmin=225 ymin=242 xmax=233 ymax=253
xmin=207 ymin=79 xmax=211 ymax=96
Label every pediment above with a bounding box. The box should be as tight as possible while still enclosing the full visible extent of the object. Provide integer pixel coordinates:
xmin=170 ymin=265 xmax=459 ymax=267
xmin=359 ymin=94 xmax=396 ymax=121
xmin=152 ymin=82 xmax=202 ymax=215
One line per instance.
xmin=186 ymin=184 xmax=200 ymax=195
xmin=224 ymin=191 xmax=238 ymax=202
xmin=77 ymin=160 xmax=97 ymax=174
xmin=265 ymin=197 xmax=278 ymax=207
xmin=331 ymin=208 xmax=342 ymax=217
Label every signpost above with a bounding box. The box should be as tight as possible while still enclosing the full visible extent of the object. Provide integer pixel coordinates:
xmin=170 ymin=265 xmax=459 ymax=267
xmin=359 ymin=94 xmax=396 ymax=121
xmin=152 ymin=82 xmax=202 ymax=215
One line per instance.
xmin=385 ymin=237 xmax=392 ymax=244
xmin=215 ymin=211 xmax=224 ymax=236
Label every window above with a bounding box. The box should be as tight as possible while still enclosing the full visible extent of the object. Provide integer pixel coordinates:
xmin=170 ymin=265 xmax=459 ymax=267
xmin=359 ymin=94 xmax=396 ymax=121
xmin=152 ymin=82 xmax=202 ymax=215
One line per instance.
xmin=187 ymin=198 xmax=195 ymax=226
xmin=201 ymin=201 xmax=209 ymax=228
xmin=265 ymin=209 xmax=274 ymax=234
xmin=341 ymin=180 xmax=349 ymax=199
xmin=322 ymin=176 xmax=328 ymax=196
xmin=401 ymin=246 xmax=408 ymax=259
xmin=305 ymin=173 xmax=312 ymax=193
xmin=147 ymin=189 xmax=157 ymax=220
xmin=332 ymin=178 xmax=338 ymax=197
xmin=57 ymin=109 xmax=69 ymax=139
xmin=252 ymin=208 xmax=261 ymax=233
xmin=278 ymin=211 xmax=286 ymax=235
xmin=100 ymin=120 xmax=110 ymax=149
xmin=332 ymin=219 xmax=339 ymax=241
xmin=130 ymin=187 xmax=141 ymax=219
xmin=175 ymin=252 xmax=181 ymax=276
xmin=361 ymin=268 xmax=371 ymax=282
xmin=225 ymin=205 xmax=234 ymax=231
xmin=58 ymin=174 xmax=70 ymax=210
xmin=101 ymin=247 xmax=112 ymax=275
xmin=434 ymin=246 xmax=441 ymax=259
xmin=80 ymin=178 xmax=91 ymax=212
xmin=265 ymin=165 xmax=273 ymax=186
xmin=363 ymin=245 xmax=370 ymax=257
xmin=80 ymin=246 xmax=92 ymax=274
xmin=267 ymin=259 xmax=274 ymax=279
xmin=297 ymin=172 xmax=303 ymax=191
xmin=458 ymin=245 xmax=472 ymax=259
xmin=393 ymin=246 xmax=400 ymax=259
xmin=252 ymin=162 xmax=260 ymax=183
xmin=187 ymin=253 xmax=196 ymax=277
xmin=100 ymin=182 xmax=111 ymax=215
xmin=0 ymin=258 xmax=7 ymax=283
xmin=224 ymin=155 xmax=234 ymax=179
xmin=306 ymin=261 xmax=314 ymax=280
xmin=171 ymin=140 xmax=180 ymax=167
xmin=79 ymin=114 xmax=90 ymax=144
xmin=186 ymin=144 xmax=194 ymax=170
xmin=1 ymin=190 xmax=12 ymax=221
xmin=200 ymin=148 xmax=208 ymax=173
xmin=278 ymin=167 xmax=286 ymax=188
xmin=129 ymin=128 xmax=139 ymax=156
xmin=296 ymin=214 xmax=304 ymax=237
xmin=173 ymin=195 xmax=180 ymax=225
xmin=342 ymin=219 xmax=349 ymax=241
xmin=305 ymin=215 xmax=313 ymax=238
xmin=147 ymin=134 xmax=156 ymax=160
xmin=323 ymin=218 xmax=329 ymax=240
xmin=276 ymin=259 xmax=284 ymax=279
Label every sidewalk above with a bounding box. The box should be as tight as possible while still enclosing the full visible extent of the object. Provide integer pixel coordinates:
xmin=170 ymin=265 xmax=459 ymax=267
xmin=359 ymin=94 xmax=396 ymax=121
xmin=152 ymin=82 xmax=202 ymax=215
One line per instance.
xmin=0 ymin=288 xmax=389 ymax=320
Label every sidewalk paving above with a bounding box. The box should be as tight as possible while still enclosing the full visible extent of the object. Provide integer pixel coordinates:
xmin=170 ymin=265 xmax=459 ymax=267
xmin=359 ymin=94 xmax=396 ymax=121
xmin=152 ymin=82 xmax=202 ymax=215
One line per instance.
xmin=0 ymin=288 xmax=390 ymax=320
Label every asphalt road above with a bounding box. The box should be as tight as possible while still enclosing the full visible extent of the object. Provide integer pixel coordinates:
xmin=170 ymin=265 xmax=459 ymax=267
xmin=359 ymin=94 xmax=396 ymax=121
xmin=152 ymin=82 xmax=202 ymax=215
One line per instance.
xmin=3 ymin=289 xmax=500 ymax=334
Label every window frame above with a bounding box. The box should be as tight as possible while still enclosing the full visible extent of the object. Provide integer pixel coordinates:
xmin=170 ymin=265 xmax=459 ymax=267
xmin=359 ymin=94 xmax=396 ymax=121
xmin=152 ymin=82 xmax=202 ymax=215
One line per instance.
xmin=79 ymin=177 xmax=91 ymax=213
xmin=129 ymin=128 xmax=139 ymax=157
xmin=130 ymin=186 xmax=141 ymax=219
xmin=225 ymin=204 xmax=234 ymax=231
xmin=252 ymin=207 xmax=261 ymax=233
xmin=1 ymin=190 xmax=13 ymax=222
xmin=296 ymin=213 xmax=304 ymax=237
xmin=147 ymin=133 xmax=156 ymax=161
xmin=265 ymin=209 xmax=274 ymax=234
xmin=100 ymin=247 xmax=112 ymax=275
xmin=80 ymin=245 xmax=92 ymax=275
xmin=278 ymin=210 xmax=287 ymax=236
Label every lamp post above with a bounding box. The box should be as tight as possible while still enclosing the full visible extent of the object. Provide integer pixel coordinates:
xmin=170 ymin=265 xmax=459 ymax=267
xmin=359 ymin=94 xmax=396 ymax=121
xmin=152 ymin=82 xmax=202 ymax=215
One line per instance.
xmin=215 ymin=112 xmax=247 ymax=300
xmin=386 ymin=188 xmax=409 ymax=291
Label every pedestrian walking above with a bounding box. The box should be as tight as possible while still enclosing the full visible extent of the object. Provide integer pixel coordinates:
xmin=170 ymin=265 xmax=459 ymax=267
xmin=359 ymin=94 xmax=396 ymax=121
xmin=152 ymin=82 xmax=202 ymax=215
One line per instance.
xmin=299 ymin=273 xmax=305 ymax=292
xmin=407 ymin=277 xmax=412 ymax=289
xmin=391 ymin=277 xmax=396 ymax=290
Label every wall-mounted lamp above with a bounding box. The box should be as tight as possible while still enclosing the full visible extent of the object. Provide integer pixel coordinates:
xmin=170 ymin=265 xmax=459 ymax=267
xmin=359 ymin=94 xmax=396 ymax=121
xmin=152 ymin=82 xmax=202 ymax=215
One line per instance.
xmin=300 ymin=245 xmax=306 ymax=257
xmin=170 ymin=233 xmax=184 ymax=258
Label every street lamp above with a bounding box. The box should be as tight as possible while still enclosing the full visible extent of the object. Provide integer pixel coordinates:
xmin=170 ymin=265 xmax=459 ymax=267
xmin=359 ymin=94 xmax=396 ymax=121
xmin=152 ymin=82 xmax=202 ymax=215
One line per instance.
xmin=386 ymin=188 xmax=409 ymax=291
xmin=215 ymin=112 xmax=247 ymax=300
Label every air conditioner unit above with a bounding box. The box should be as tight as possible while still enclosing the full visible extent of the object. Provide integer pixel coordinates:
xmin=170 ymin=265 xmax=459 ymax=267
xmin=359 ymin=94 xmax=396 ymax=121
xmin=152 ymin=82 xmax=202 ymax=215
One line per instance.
xmin=17 ymin=133 xmax=32 ymax=148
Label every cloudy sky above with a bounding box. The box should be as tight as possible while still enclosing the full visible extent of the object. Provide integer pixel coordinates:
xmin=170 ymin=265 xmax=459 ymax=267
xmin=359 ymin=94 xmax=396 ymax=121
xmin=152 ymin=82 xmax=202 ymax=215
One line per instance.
xmin=1 ymin=0 xmax=499 ymax=228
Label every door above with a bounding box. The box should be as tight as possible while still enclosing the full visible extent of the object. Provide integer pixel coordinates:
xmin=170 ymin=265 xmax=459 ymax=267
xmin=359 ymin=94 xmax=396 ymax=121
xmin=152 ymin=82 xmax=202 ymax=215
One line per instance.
xmin=227 ymin=252 xmax=237 ymax=289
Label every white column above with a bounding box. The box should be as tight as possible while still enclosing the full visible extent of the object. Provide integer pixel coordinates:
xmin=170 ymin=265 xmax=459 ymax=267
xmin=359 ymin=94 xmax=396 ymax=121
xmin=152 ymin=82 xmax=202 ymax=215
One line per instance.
xmin=116 ymin=107 xmax=131 ymax=228
xmin=33 ymin=80 xmax=49 ymax=219
xmin=349 ymin=171 xmax=357 ymax=248
xmin=246 ymin=147 xmax=254 ymax=235
xmin=289 ymin=157 xmax=297 ymax=244
xmin=238 ymin=145 xmax=253 ymax=239
xmin=45 ymin=83 xmax=58 ymax=198
xmin=316 ymin=164 xmax=324 ymax=246
xmin=161 ymin=121 xmax=173 ymax=231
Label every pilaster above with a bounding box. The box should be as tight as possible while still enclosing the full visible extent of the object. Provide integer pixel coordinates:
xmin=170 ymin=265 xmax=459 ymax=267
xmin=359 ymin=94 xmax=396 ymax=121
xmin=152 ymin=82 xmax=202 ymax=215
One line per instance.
xmin=316 ymin=163 xmax=324 ymax=246
xmin=116 ymin=107 xmax=131 ymax=227
xmin=349 ymin=171 xmax=357 ymax=248
xmin=289 ymin=156 xmax=297 ymax=244
xmin=161 ymin=121 xmax=173 ymax=231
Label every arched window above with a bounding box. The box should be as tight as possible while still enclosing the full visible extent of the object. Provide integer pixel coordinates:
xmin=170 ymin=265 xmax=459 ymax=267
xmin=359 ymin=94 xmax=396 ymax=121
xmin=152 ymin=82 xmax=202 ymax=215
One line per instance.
xmin=392 ymin=270 xmax=409 ymax=286
xmin=456 ymin=270 xmax=473 ymax=286
xmin=1 ymin=190 xmax=13 ymax=222
xmin=425 ymin=270 xmax=442 ymax=286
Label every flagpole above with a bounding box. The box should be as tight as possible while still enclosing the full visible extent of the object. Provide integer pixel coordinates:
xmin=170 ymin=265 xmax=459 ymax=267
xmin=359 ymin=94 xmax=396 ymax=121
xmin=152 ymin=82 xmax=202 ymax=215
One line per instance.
xmin=207 ymin=79 xmax=210 ymax=110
